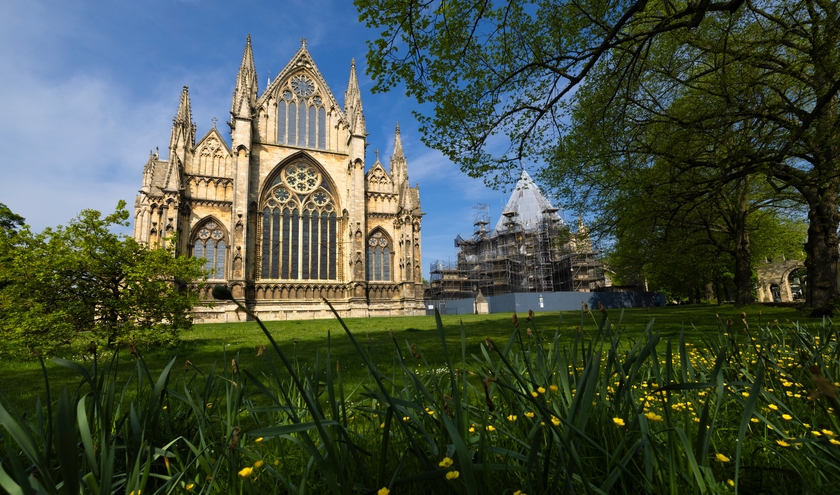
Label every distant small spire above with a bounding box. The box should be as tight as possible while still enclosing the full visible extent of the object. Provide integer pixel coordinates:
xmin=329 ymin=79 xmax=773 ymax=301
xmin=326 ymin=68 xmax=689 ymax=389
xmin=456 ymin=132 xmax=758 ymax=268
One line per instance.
xmin=351 ymin=57 xmax=355 ymax=68
xmin=375 ymin=149 xmax=380 ymax=162
xmin=232 ymin=35 xmax=258 ymax=117
xmin=301 ymin=37 xmax=307 ymax=48
xmin=390 ymin=121 xmax=407 ymax=186
xmin=212 ymin=117 xmax=217 ymax=128
xmin=174 ymin=86 xmax=192 ymax=124
xmin=344 ymin=58 xmax=364 ymax=135
xmin=393 ymin=122 xmax=404 ymax=159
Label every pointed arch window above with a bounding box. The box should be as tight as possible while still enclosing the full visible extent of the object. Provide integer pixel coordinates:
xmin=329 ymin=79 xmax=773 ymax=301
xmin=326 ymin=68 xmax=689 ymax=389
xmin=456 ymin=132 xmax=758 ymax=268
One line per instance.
xmin=192 ymin=220 xmax=227 ymax=279
xmin=260 ymin=160 xmax=337 ymax=280
xmin=276 ymin=78 xmax=327 ymax=150
xmin=366 ymin=231 xmax=392 ymax=282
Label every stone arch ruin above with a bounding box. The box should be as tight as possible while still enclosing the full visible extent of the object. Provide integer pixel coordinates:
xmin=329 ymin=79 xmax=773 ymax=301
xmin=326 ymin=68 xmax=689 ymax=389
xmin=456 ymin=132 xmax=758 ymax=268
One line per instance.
xmin=756 ymin=259 xmax=805 ymax=303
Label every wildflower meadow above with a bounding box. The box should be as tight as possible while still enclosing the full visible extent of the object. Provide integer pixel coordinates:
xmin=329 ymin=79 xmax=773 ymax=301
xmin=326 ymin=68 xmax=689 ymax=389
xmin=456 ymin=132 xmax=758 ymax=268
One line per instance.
xmin=0 ymin=290 xmax=838 ymax=494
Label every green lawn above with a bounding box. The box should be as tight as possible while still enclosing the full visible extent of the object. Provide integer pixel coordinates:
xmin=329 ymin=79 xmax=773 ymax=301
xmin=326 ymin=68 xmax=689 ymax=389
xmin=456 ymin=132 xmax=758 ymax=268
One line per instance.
xmin=0 ymin=303 xmax=816 ymax=409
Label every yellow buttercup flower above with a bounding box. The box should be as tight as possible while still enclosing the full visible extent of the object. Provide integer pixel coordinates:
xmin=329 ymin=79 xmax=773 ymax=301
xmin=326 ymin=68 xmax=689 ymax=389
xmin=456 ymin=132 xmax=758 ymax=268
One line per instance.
xmin=829 ymin=438 xmax=840 ymax=446
xmin=273 ymin=459 xmax=280 ymax=466
xmin=768 ymin=404 xmax=778 ymax=411
xmin=715 ymin=453 xmax=730 ymax=463
xmin=531 ymin=391 xmax=539 ymax=398
xmin=537 ymin=387 xmax=546 ymax=394
xmin=254 ymin=437 xmax=264 ymax=443
xmin=185 ymin=484 xmax=195 ymax=491
xmin=439 ymin=457 xmax=453 ymax=468
xmin=728 ymin=480 xmax=735 ymax=487
xmin=446 ymin=471 xmax=460 ymax=480
xmin=644 ymin=412 xmax=663 ymax=422
xmin=822 ymin=429 xmax=835 ymax=437
xmin=781 ymin=414 xmax=792 ymax=421
xmin=507 ymin=414 xmax=517 ymax=421
xmin=613 ymin=417 xmax=625 ymax=427
xmin=486 ymin=425 xmax=496 ymax=432
xmin=378 ymin=488 xmax=390 ymax=495
xmin=524 ymin=411 xmax=535 ymax=418
xmin=776 ymin=440 xmax=790 ymax=447
xmin=551 ymin=416 xmax=561 ymax=426
xmin=253 ymin=460 xmax=264 ymax=469
xmin=549 ymin=385 xmax=558 ymax=393
xmin=238 ymin=467 xmax=253 ymax=478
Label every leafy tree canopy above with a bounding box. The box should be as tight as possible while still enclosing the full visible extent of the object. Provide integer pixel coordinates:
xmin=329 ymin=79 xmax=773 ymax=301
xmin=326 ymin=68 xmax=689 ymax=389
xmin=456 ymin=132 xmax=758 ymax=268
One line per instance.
xmin=0 ymin=202 xmax=206 ymax=356
xmin=358 ymin=0 xmax=840 ymax=307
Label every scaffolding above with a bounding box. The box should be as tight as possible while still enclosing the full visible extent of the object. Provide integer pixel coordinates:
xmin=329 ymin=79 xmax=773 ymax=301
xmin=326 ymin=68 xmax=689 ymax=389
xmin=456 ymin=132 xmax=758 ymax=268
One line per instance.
xmin=428 ymin=170 xmax=605 ymax=300
xmin=429 ymin=208 xmax=605 ymax=299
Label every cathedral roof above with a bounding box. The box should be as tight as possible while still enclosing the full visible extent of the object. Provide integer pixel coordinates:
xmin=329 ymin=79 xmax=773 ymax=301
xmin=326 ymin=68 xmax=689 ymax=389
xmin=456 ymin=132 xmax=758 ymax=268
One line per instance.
xmin=492 ymin=169 xmax=563 ymax=235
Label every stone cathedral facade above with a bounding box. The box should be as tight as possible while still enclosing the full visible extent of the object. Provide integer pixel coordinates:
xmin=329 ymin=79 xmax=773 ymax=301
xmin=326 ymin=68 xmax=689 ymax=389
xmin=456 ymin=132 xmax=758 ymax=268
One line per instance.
xmin=133 ymin=37 xmax=425 ymax=321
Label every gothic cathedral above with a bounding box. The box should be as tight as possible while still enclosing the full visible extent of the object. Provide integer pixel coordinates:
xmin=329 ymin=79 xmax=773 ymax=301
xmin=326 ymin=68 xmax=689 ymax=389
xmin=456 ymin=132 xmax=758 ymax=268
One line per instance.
xmin=133 ymin=37 xmax=425 ymax=321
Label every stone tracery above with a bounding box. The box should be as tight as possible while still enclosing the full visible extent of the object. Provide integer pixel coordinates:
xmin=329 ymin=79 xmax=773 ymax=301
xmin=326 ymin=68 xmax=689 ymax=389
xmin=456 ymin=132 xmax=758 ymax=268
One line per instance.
xmin=260 ymin=160 xmax=338 ymax=281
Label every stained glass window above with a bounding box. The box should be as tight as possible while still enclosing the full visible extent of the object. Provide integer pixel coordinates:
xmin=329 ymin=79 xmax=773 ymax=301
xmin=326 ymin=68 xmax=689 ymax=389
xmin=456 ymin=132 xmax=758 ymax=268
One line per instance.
xmin=278 ymin=101 xmax=286 ymax=144
xmin=193 ymin=220 xmax=227 ymax=280
xmin=261 ymin=161 xmax=337 ymax=280
xmin=275 ymin=80 xmax=327 ymax=150
xmin=366 ymin=231 xmax=392 ymax=282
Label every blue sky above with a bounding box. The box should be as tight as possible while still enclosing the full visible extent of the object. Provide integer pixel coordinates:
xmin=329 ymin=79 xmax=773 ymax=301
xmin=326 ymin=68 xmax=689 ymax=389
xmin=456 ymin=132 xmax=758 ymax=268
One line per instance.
xmin=0 ymin=0 xmax=567 ymax=278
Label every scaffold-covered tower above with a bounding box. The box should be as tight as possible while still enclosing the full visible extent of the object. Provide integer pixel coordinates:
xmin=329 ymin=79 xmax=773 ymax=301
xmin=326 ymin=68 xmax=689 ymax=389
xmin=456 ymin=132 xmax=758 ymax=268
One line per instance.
xmin=428 ymin=170 xmax=605 ymax=300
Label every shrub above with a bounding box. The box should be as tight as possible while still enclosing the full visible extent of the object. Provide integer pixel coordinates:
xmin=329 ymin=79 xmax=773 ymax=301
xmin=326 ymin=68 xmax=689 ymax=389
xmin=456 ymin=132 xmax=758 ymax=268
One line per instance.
xmin=0 ymin=201 xmax=205 ymax=356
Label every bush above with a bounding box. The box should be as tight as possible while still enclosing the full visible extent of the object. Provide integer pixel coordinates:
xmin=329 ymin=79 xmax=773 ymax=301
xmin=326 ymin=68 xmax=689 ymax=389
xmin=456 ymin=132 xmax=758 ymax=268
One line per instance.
xmin=1 ymin=298 xmax=839 ymax=494
xmin=0 ymin=201 xmax=205 ymax=355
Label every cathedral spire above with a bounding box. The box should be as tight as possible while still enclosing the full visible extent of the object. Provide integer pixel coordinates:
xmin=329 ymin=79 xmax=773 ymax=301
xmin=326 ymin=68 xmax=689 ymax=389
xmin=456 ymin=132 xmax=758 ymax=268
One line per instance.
xmin=344 ymin=58 xmax=365 ymax=136
xmin=393 ymin=122 xmax=404 ymax=159
xmin=174 ymin=85 xmax=192 ymax=127
xmin=169 ymin=86 xmax=194 ymax=153
xmin=390 ymin=122 xmax=408 ymax=187
xmin=231 ymin=34 xmax=258 ymax=119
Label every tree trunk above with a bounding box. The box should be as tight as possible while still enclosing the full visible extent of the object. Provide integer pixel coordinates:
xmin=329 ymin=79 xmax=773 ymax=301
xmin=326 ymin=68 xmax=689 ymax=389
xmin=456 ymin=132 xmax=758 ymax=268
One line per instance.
xmin=803 ymin=186 xmax=840 ymax=308
xmin=733 ymin=249 xmax=753 ymax=307
xmin=731 ymin=178 xmax=754 ymax=307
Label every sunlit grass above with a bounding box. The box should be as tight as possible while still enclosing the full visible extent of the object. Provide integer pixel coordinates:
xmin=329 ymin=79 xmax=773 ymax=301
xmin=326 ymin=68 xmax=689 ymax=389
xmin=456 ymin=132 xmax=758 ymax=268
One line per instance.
xmin=0 ymin=303 xmax=813 ymax=408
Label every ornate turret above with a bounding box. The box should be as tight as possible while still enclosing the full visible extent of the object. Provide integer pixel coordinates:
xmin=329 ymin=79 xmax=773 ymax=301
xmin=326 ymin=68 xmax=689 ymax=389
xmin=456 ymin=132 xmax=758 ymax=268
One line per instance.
xmin=140 ymin=150 xmax=156 ymax=193
xmin=165 ymin=86 xmax=194 ymax=191
xmin=231 ymin=35 xmax=258 ymax=119
xmin=390 ymin=122 xmax=407 ymax=186
xmin=344 ymin=59 xmax=365 ymax=136
xmin=169 ymin=86 xmax=194 ymax=157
